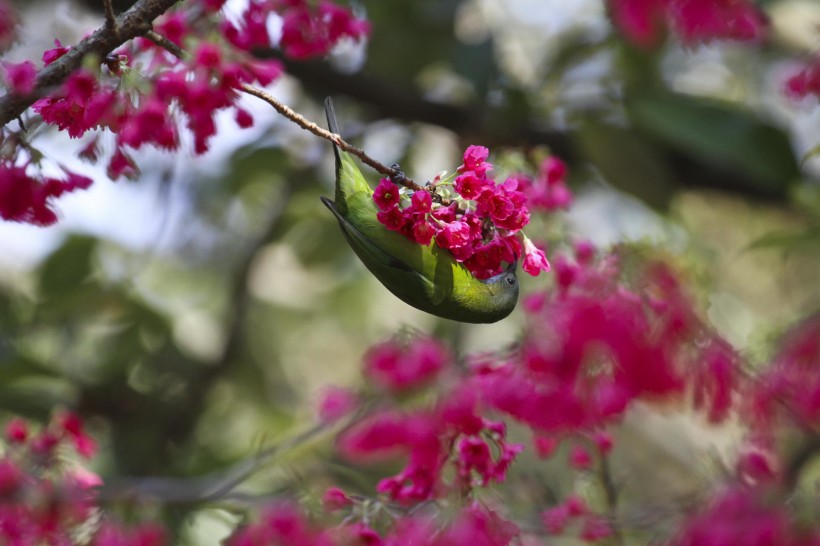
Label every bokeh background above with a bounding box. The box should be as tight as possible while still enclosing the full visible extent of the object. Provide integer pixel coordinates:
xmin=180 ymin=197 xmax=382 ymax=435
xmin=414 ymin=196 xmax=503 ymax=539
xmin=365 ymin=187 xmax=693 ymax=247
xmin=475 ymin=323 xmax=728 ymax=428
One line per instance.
xmin=1 ymin=0 xmax=819 ymax=543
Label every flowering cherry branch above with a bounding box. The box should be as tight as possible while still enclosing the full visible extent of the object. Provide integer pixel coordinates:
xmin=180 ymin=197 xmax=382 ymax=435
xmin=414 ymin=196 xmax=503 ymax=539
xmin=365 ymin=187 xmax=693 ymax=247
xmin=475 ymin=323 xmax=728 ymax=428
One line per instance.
xmin=143 ymin=28 xmax=423 ymax=193
xmin=0 ymin=0 xmax=178 ymax=127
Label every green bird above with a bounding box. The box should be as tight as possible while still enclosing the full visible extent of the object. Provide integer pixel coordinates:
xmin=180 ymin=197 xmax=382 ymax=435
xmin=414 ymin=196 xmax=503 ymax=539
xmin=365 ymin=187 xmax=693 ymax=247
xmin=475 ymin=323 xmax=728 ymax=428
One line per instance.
xmin=320 ymin=98 xmax=519 ymax=323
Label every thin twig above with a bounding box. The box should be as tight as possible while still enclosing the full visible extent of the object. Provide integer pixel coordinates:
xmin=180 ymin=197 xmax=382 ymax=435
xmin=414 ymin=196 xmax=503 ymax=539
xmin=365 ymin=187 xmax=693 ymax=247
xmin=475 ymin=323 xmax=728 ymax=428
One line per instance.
xmin=143 ymin=29 xmax=424 ymax=191
xmin=144 ymin=29 xmax=184 ymax=59
xmin=98 ymin=421 xmax=333 ymax=503
xmin=600 ymin=456 xmax=625 ymax=546
xmin=103 ymin=0 xmax=118 ymax=35
xmin=239 ymin=84 xmax=423 ymax=190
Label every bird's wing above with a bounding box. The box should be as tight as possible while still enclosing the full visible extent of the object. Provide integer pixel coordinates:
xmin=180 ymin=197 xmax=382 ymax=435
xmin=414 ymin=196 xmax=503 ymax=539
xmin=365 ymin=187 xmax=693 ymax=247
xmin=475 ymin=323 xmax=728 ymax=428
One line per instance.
xmin=321 ymin=196 xmax=439 ymax=303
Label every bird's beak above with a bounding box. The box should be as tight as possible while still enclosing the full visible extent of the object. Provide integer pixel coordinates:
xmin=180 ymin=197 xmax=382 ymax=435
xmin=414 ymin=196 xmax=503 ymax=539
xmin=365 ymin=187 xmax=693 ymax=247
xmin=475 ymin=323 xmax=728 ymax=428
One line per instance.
xmin=505 ymin=260 xmax=518 ymax=274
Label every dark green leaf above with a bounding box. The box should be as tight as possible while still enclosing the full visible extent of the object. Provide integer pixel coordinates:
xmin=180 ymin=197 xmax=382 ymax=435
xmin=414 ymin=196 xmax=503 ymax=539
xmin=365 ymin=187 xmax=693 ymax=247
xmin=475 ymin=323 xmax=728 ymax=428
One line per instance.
xmin=627 ymin=92 xmax=799 ymax=193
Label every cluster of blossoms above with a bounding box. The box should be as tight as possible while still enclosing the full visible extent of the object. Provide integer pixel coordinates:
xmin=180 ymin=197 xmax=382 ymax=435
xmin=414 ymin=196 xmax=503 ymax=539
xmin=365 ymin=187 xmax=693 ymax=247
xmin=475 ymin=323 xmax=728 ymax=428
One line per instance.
xmin=0 ymin=159 xmax=91 ymax=225
xmin=746 ymin=315 xmax=820 ymax=436
xmin=669 ymin=485 xmax=820 ymax=546
xmin=0 ymin=0 xmax=369 ymax=226
xmin=0 ymin=412 xmax=164 ymax=546
xmin=311 ymin=247 xmax=819 ymax=544
xmin=338 ymin=336 xmax=523 ymax=503
xmin=607 ymin=0 xmax=767 ymax=48
xmin=374 ymin=145 xmax=570 ymax=279
xmin=785 ymin=59 xmax=820 ymax=100
xmin=3 ymin=252 xmax=820 ymax=545
xmin=230 ymin=501 xmax=517 ymax=546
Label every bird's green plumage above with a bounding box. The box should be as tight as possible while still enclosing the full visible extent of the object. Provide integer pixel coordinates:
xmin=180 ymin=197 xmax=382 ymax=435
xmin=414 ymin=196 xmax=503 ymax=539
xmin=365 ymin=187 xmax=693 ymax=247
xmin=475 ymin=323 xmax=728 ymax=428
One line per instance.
xmin=321 ymin=98 xmax=519 ymax=323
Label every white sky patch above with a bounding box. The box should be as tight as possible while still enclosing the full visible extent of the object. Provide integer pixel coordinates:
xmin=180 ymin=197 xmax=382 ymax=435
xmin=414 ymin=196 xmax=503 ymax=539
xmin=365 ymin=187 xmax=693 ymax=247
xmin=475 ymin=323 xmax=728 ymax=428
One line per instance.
xmin=0 ymin=82 xmax=289 ymax=271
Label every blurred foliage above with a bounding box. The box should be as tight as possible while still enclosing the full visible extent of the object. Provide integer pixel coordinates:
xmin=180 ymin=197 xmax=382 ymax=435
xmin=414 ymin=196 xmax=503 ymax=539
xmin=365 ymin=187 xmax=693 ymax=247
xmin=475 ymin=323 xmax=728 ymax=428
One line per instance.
xmin=1 ymin=0 xmax=820 ymax=543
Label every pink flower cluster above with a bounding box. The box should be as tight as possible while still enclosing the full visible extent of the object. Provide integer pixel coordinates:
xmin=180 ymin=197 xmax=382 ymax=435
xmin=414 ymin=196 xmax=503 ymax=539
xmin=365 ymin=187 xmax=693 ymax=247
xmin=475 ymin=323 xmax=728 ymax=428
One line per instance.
xmin=2 ymin=0 xmax=369 ymax=227
xmin=374 ymin=146 xmax=567 ymax=279
xmin=477 ymin=246 xmax=732 ymax=443
xmin=340 ymin=344 xmax=523 ymax=502
xmin=785 ymin=59 xmax=820 ymax=99
xmin=541 ymin=495 xmax=613 ymax=542
xmin=2 ymin=413 xmax=97 ymax=543
xmin=364 ymin=335 xmax=449 ymax=393
xmin=746 ymin=315 xmax=820 ymax=432
xmin=31 ymin=25 xmax=283 ymax=181
xmin=1 ymin=60 xmax=36 ymax=95
xmin=279 ymin=0 xmax=371 ymax=59
xmin=1 ymin=413 xmax=167 ymax=546
xmin=514 ymin=156 xmax=573 ymax=212
xmin=607 ymin=0 xmax=767 ymax=48
xmin=230 ymin=501 xmax=518 ymax=546
xmin=0 ymin=160 xmax=92 ymax=226
xmin=669 ymin=485 xmax=820 ymax=546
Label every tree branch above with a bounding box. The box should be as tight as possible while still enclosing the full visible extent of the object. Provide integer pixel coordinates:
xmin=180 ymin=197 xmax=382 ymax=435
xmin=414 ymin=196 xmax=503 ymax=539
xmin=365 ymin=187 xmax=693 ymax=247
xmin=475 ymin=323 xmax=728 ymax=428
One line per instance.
xmin=143 ymin=30 xmax=425 ymax=190
xmin=272 ymin=55 xmax=797 ymax=205
xmin=0 ymin=0 xmax=180 ymax=127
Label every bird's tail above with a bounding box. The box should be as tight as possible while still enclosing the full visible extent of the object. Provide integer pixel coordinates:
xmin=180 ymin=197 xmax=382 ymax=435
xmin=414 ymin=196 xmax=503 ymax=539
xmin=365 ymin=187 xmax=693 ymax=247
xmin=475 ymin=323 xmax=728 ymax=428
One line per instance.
xmin=325 ymin=97 xmax=342 ymax=167
xmin=324 ymin=97 xmax=372 ymax=215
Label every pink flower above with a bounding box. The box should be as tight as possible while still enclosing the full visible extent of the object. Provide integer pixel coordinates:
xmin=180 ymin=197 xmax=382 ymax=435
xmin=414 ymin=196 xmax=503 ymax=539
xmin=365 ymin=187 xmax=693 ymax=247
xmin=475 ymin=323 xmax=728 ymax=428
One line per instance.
xmin=458 ymin=145 xmax=492 ymax=176
xmin=3 ymin=60 xmax=36 ymax=95
xmin=409 ymin=190 xmax=431 ymax=213
xmin=194 ymin=42 xmax=222 ymax=69
xmin=155 ymin=12 xmax=189 ymax=47
xmin=785 ymin=59 xmax=820 ymax=99
xmin=317 ymin=386 xmax=358 ymax=423
xmin=608 ymin=0 xmax=667 ymax=48
xmin=607 ymin=0 xmax=766 ymax=46
xmin=592 ymin=431 xmax=614 ymax=455
xmin=569 ymin=444 xmax=593 ymax=469
xmin=454 ymin=171 xmax=488 ymax=200
xmin=440 ymin=504 xmax=520 ymax=545
xmin=279 ymin=0 xmax=370 ymax=59
xmin=580 ymin=515 xmax=613 ymax=542
xmin=668 ymin=486 xmax=810 ymax=546
xmin=410 ymin=218 xmax=435 ymax=245
xmin=57 ymin=411 xmax=97 ymax=458
xmin=0 ymin=162 xmax=92 ymax=226
xmin=542 ymin=504 xmax=571 ymax=534
xmin=521 ymin=237 xmax=550 ymax=276
xmin=5 ymin=417 xmax=28 ymax=443
xmin=321 ymin=487 xmax=353 ymax=511
xmin=364 ymin=336 xmax=449 ymax=393
xmin=243 ymin=58 xmax=283 ymax=85
xmin=67 ymin=466 xmax=103 ymax=489
xmin=107 ymin=148 xmax=138 ymax=180
xmin=533 ymin=435 xmax=559 ymax=458
xmin=373 ymin=179 xmax=400 ymax=210
xmin=234 ymin=107 xmax=254 ymax=128
xmin=42 ymin=39 xmax=69 ymax=65
xmin=435 ymin=220 xmax=474 ymax=251
xmin=736 ymin=447 xmax=777 ymax=484
xmin=118 ymin=98 xmax=179 ymax=151
xmin=376 ymin=205 xmax=404 ymax=231
xmin=543 ymin=156 xmax=567 ymax=185
xmin=670 ymin=0 xmax=767 ymax=44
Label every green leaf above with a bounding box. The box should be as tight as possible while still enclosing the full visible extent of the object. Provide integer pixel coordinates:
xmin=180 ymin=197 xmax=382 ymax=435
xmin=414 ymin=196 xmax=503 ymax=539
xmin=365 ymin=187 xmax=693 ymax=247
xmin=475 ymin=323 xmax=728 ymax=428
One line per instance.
xmin=576 ymin=120 xmax=677 ymax=209
xmin=38 ymin=235 xmax=96 ymax=301
xmin=746 ymin=225 xmax=820 ymax=251
xmin=627 ymin=92 xmax=799 ymax=193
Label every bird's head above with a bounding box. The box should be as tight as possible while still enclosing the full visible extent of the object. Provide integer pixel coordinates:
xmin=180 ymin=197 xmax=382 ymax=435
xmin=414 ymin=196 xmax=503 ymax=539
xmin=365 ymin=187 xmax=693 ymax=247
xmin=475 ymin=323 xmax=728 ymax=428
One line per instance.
xmin=479 ymin=260 xmax=519 ymax=318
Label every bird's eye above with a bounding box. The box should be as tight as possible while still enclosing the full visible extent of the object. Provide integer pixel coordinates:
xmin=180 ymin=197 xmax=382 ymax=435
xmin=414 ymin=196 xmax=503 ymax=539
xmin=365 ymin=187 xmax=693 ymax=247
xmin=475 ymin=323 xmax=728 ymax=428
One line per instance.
xmin=505 ymin=276 xmax=517 ymax=286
